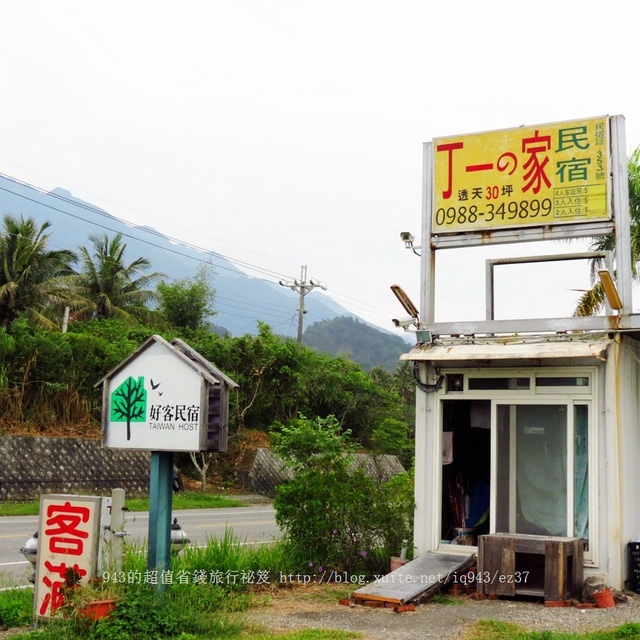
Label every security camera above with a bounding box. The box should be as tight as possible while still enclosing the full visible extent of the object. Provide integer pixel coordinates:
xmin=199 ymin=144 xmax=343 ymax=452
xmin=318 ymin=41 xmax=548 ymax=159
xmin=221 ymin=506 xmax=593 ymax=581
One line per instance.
xmin=392 ymin=316 xmax=417 ymax=330
xmin=400 ymin=231 xmax=414 ymax=244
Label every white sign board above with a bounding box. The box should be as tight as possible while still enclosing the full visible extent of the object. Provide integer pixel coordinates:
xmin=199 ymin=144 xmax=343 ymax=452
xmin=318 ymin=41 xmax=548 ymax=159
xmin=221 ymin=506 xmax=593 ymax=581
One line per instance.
xmin=34 ymin=495 xmax=101 ymax=620
xmin=103 ymin=341 xmax=204 ymax=451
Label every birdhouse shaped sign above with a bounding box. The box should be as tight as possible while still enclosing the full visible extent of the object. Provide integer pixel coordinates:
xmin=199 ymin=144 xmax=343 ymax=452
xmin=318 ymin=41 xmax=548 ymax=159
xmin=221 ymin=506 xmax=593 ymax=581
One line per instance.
xmin=98 ymin=335 xmax=237 ymax=452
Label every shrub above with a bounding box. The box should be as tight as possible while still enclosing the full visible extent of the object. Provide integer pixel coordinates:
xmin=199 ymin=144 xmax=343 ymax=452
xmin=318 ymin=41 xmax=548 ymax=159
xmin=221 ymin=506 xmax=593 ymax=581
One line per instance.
xmin=272 ymin=415 xmax=414 ymax=575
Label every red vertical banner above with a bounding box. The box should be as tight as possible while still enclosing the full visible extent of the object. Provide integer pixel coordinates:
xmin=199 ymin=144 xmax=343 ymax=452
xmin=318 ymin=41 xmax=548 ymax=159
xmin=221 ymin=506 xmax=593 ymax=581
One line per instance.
xmin=34 ymin=495 xmax=101 ymax=620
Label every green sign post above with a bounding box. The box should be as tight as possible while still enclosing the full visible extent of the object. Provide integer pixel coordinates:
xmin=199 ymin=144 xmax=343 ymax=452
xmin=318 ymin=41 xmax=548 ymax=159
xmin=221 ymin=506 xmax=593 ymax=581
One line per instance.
xmin=147 ymin=451 xmax=173 ymax=594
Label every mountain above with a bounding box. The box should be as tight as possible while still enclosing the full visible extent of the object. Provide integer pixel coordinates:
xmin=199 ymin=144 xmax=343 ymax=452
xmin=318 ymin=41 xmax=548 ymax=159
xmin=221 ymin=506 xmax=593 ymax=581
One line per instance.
xmin=0 ymin=174 xmax=358 ymax=337
xmin=303 ymin=316 xmax=410 ymax=371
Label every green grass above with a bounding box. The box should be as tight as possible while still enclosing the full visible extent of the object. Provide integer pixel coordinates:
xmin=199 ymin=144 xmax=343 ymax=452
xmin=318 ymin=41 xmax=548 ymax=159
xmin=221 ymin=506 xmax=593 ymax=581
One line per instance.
xmin=242 ymin=631 xmax=361 ymax=639
xmin=125 ymin=492 xmax=247 ymax=512
xmin=462 ymin=620 xmax=640 ymax=640
xmin=0 ymin=586 xmax=33 ymax=628
xmin=0 ymin=492 xmax=247 ymax=517
xmin=0 ymin=501 xmax=40 ymax=516
xmin=0 ymin=580 xmax=361 ymax=640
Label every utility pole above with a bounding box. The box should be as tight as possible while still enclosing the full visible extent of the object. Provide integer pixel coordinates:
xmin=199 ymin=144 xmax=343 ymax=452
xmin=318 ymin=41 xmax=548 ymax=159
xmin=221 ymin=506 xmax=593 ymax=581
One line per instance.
xmin=279 ymin=265 xmax=327 ymax=343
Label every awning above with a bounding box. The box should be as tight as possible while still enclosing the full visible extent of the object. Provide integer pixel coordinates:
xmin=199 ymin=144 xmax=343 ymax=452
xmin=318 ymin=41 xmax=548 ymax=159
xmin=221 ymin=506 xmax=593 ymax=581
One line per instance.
xmin=400 ymin=338 xmax=612 ymax=363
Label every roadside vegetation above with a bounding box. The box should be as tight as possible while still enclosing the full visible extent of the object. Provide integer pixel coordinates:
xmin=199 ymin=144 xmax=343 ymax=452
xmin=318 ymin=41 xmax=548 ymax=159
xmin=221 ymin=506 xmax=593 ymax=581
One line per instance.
xmin=0 ymin=531 xmax=363 ymax=639
xmin=0 ymin=213 xmax=415 ymax=482
xmin=272 ymin=414 xmax=414 ymax=574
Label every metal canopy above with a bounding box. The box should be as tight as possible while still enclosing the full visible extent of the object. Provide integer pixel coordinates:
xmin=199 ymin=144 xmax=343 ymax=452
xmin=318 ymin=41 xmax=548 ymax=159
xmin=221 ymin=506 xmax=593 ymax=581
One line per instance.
xmin=401 ymin=337 xmax=612 ymax=362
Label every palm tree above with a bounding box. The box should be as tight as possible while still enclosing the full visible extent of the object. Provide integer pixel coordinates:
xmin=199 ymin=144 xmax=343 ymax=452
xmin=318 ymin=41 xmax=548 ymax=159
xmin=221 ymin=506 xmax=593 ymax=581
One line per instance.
xmin=574 ymin=147 xmax=640 ymax=316
xmin=72 ymin=233 xmax=163 ymax=324
xmin=0 ymin=215 xmax=77 ymax=328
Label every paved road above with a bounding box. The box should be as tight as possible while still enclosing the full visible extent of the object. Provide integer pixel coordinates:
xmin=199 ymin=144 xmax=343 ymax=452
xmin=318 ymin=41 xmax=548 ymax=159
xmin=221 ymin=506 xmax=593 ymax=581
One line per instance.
xmin=0 ymin=503 xmax=280 ymax=587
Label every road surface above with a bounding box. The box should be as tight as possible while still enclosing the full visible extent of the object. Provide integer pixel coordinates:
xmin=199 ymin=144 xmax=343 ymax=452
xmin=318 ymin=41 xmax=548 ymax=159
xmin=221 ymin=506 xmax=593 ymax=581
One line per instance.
xmin=0 ymin=503 xmax=280 ymax=587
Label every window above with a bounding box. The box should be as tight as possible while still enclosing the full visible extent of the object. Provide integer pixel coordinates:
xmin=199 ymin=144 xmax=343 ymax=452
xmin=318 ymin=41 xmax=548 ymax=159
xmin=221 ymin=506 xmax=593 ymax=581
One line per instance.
xmin=436 ymin=367 xmax=595 ymax=558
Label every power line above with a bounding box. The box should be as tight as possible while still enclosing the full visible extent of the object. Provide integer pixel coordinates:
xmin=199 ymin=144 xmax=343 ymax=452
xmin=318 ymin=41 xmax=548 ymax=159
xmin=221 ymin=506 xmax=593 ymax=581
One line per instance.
xmin=0 ymin=170 xmax=398 ymax=331
xmin=0 ymin=156 xmax=303 ymax=272
xmin=0 ymin=172 xmax=292 ymax=282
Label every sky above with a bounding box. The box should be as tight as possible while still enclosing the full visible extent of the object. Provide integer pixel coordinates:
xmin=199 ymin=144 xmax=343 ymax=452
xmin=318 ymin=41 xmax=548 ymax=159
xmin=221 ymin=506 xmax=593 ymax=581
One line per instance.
xmin=2 ymin=0 xmax=640 ymax=334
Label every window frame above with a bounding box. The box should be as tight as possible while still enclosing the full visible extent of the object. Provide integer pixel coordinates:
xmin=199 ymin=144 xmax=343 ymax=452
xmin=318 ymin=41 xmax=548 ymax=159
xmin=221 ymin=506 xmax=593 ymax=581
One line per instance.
xmin=434 ymin=366 xmax=597 ymax=565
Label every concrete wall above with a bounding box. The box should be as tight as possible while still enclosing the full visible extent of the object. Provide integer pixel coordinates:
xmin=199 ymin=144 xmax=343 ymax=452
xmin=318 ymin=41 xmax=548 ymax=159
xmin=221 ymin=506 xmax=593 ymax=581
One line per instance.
xmin=239 ymin=447 xmax=406 ymax=498
xmin=0 ymin=435 xmax=151 ymax=500
xmin=0 ymin=437 xmax=406 ymax=502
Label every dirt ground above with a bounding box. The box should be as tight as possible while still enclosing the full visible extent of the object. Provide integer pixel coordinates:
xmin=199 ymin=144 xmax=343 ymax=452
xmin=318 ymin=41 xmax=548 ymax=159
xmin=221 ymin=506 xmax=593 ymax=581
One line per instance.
xmin=4 ymin=585 xmax=640 ymax=639
xmin=243 ymin=584 xmax=640 ymax=640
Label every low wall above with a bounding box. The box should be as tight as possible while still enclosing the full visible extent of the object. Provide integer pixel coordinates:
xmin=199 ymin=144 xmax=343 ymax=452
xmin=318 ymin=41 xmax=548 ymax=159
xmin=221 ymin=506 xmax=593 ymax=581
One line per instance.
xmin=0 ymin=437 xmax=406 ymax=501
xmin=0 ymin=435 xmax=151 ymax=500
xmin=239 ymin=447 xmax=406 ymax=497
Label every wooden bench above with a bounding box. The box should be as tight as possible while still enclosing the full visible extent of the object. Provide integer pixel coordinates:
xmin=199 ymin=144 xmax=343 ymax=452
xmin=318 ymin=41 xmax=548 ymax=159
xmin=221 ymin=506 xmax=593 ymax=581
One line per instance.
xmin=477 ymin=533 xmax=584 ymax=601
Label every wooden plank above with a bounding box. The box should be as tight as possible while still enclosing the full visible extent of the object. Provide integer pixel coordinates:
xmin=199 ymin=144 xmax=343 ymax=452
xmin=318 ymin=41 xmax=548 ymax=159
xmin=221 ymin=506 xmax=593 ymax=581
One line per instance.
xmin=570 ymin=539 xmax=584 ymax=599
xmin=497 ymin=538 xmax=515 ymax=597
xmin=512 ymin=539 xmax=546 ymax=554
xmin=544 ymin=540 xmax=563 ymax=601
xmin=480 ymin=536 xmax=506 ymax=596
xmin=352 ymin=552 xmax=474 ymax=605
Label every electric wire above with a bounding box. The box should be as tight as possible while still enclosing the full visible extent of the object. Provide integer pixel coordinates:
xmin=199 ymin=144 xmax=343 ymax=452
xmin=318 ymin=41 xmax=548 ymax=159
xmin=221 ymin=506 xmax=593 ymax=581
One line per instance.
xmin=0 ymin=173 xmax=292 ymax=282
xmin=0 ymin=170 xmax=399 ymax=330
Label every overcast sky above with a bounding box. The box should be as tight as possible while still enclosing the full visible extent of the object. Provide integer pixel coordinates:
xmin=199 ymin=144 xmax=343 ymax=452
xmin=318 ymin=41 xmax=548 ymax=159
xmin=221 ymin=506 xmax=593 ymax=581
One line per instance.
xmin=2 ymin=1 xmax=639 ymax=334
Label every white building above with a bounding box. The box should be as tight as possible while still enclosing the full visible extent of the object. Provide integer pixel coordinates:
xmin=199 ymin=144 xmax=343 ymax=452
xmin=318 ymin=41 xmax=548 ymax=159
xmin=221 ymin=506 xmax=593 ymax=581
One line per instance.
xmin=401 ymin=115 xmax=640 ymax=594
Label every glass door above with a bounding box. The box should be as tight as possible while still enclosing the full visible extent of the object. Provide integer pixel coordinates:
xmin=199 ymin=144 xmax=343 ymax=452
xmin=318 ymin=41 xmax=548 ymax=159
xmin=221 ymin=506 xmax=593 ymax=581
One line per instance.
xmin=495 ymin=404 xmax=569 ymax=536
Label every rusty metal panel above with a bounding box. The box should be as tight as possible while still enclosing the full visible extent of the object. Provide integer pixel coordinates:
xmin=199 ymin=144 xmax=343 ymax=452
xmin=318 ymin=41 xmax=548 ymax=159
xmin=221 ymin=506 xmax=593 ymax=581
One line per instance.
xmin=401 ymin=338 xmax=612 ymax=363
xmin=353 ymin=553 xmax=474 ymax=605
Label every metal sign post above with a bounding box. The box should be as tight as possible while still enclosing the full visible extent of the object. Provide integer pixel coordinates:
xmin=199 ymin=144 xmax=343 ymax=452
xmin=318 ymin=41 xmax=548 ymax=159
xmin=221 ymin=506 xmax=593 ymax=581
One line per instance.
xmin=147 ymin=451 xmax=173 ymax=594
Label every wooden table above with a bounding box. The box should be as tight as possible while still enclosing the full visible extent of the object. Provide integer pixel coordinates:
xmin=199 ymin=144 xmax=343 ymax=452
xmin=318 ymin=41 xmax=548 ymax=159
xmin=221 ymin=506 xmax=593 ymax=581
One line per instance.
xmin=477 ymin=533 xmax=584 ymax=601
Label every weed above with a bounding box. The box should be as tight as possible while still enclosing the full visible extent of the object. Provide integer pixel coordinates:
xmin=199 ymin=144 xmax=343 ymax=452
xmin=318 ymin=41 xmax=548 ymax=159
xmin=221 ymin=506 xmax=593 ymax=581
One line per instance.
xmin=0 ymin=586 xmax=33 ymax=627
xmin=431 ymin=592 xmax=464 ymax=605
xmin=176 ymin=527 xmax=301 ymax=591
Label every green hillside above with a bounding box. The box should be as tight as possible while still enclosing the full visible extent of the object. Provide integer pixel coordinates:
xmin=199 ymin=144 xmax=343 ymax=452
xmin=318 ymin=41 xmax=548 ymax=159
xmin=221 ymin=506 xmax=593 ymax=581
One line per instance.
xmin=303 ymin=316 xmax=412 ymax=371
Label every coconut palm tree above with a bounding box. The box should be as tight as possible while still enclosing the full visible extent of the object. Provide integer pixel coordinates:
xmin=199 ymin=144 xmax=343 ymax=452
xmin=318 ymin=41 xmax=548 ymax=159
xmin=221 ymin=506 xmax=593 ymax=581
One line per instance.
xmin=0 ymin=215 xmax=77 ymax=328
xmin=72 ymin=233 xmax=163 ymax=324
xmin=574 ymin=147 xmax=640 ymax=316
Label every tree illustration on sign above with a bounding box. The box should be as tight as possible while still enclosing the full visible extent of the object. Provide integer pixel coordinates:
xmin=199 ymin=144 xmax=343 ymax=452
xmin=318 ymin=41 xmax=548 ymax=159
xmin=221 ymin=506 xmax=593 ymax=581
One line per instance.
xmin=110 ymin=376 xmax=147 ymax=441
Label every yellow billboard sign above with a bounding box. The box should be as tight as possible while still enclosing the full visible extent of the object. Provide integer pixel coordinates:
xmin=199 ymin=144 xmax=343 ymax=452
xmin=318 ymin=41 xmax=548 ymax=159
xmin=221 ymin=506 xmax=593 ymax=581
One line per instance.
xmin=432 ymin=116 xmax=609 ymax=234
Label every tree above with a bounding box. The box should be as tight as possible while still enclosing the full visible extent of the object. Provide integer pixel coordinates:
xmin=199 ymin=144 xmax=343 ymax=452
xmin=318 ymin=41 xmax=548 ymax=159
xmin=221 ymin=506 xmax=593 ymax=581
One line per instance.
xmin=0 ymin=215 xmax=77 ymax=328
xmin=157 ymin=262 xmax=216 ymax=330
xmin=189 ymin=451 xmax=214 ymax=492
xmin=370 ymin=417 xmax=414 ymax=468
xmin=72 ymin=233 xmax=163 ymax=324
xmin=272 ymin=414 xmax=414 ymax=573
xmin=574 ymin=147 xmax=640 ymax=316
xmin=110 ymin=375 xmax=147 ymax=441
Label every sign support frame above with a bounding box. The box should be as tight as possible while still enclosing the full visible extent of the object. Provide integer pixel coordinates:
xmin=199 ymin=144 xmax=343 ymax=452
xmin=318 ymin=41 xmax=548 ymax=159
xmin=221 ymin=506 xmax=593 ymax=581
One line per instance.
xmin=420 ymin=115 xmax=633 ymax=336
xmin=147 ymin=451 xmax=174 ymax=595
